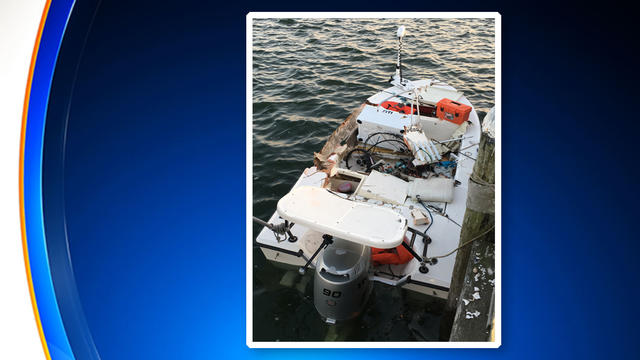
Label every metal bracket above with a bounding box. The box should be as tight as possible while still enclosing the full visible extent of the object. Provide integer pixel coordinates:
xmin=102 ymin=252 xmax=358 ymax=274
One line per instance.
xmin=401 ymin=227 xmax=431 ymax=264
xmin=401 ymin=240 xmax=423 ymax=263
xmin=404 ymin=227 xmax=438 ymax=273
xmin=298 ymin=234 xmax=333 ymax=275
xmin=285 ymin=220 xmax=297 ymax=242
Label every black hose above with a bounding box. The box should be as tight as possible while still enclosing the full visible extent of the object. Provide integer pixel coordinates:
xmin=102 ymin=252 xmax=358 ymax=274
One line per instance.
xmin=415 ymin=197 xmax=434 ymax=233
xmin=363 ymin=131 xmax=403 ymax=148
xmin=344 ymin=148 xmax=374 ymax=171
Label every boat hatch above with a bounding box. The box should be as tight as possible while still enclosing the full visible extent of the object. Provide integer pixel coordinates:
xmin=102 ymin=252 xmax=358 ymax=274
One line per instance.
xmin=277 ymin=186 xmax=408 ymax=249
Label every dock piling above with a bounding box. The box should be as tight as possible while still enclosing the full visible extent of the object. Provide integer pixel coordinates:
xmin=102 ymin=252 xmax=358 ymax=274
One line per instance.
xmin=441 ymin=107 xmax=496 ymax=341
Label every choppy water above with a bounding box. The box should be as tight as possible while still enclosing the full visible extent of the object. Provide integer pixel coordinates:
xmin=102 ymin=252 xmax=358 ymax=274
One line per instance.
xmin=252 ymin=18 xmax=495 ymax=341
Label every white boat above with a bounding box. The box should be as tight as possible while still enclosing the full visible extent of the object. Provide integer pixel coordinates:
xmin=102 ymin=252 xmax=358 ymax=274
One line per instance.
xmin=254 ymin=26 xmax=481 ymax=323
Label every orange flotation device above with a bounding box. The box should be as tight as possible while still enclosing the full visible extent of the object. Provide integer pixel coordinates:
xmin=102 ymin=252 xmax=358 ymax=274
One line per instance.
xmin=371 ymin=237 xmax=413 ymax=265
xmin=380 ymin=101 xmax=436 ymax=117
xmin=380 ymin=101 xmax=414 ymax=115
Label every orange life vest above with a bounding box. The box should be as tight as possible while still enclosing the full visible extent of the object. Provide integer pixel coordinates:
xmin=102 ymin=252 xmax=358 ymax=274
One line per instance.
xmin=380 ymin=101 xmax=436 ymax=118
xmin=371 ymin=238 xmax=413 ymax=265
xmin=380 ymin=101 xmax=414 ymax=115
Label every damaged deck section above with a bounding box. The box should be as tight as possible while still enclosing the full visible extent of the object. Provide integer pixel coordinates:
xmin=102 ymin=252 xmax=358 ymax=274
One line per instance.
xmin=317 ymin=104 xmax=363 ymax=159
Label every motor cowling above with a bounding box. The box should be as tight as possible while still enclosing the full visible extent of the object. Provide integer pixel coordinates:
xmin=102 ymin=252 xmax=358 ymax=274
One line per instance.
xmin=313 ymin=237 xmax=371 ymax=324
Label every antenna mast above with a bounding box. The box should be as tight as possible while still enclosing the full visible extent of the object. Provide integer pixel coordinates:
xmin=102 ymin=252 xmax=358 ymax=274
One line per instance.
xmin=394 ymin=26 xmax=406 ymax=85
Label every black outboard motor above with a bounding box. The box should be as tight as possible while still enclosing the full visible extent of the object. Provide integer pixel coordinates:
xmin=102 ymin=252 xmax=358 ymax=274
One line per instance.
xmin=313 ymin=238 xmax=371 ymax=324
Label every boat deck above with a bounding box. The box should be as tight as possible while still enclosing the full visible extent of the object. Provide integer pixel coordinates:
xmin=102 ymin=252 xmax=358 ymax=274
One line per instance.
xmin=255 ymin=81 xmax=481 ymax=298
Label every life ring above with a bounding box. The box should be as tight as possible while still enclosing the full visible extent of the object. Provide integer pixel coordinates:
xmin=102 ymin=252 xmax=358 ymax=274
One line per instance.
xmin=371 ymin=237 xmax=413 ymax=265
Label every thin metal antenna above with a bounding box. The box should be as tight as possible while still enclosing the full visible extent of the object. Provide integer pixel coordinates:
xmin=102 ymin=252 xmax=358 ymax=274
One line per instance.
xmin=395 ymin=26 xmax=406 ymax=84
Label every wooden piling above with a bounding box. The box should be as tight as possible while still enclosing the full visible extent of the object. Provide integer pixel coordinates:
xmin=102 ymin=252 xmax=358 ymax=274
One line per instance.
xmin=441 ymin=108 xmax=496 ymax=341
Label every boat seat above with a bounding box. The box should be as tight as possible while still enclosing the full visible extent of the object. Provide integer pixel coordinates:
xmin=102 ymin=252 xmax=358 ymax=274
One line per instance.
xmin=277 ymin=186 xmax=408 ymax=249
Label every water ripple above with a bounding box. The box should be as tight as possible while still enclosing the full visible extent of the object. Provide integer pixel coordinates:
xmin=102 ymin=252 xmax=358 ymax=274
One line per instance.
xmin=253 ymin=17 xmax=495 ymax=221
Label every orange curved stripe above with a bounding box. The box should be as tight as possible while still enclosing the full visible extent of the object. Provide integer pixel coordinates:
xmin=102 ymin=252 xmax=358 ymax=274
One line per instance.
xmin=20 ymin=1 xmax=53 ymax=359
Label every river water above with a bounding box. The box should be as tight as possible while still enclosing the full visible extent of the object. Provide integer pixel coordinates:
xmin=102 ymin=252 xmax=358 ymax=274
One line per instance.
xmin=252 ymin=17 xmax=495 ymax=341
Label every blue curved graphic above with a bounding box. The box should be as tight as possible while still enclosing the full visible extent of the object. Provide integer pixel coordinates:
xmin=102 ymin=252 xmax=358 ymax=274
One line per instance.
xmin=22 ymin=0 xmax=76 ymax=359
xmin=41 ymin=0 xmax=103 ymax=358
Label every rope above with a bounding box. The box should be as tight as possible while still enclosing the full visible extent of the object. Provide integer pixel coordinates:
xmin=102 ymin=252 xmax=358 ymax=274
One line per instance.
xmin=269 ymin=222 xmax=290 ymax=234
xmin=470 ymin=174 xmax=495 ymax=188
xmin=252 ymin=216 xmax=292 ymax=243
xmin=427 ymin=225 xmax=495 ymax=260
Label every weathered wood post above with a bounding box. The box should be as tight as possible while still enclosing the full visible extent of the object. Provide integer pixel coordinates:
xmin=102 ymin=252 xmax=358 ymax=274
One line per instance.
xmin=441 ymin=107 xmax=496 ymax=341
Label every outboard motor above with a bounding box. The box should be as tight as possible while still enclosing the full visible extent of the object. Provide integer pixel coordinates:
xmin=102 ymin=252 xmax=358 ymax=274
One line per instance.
xmin=313 ymin=237 xmax=371 ymax=324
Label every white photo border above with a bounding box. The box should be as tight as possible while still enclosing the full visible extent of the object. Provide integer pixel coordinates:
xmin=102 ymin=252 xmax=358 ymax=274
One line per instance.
xmin=246 ymin=11 xmax=501 ymax=349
